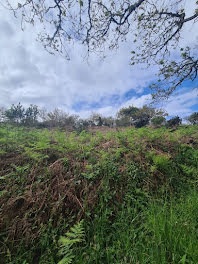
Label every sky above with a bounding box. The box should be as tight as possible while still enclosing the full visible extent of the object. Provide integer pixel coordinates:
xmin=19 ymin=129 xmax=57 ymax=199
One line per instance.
xmin=0 ymin=1 xmax=198 ymax=119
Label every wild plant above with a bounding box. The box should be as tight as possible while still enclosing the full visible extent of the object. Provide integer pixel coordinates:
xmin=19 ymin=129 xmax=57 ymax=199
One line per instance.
xmin=58 ymin=221 xmax=85 ymax=264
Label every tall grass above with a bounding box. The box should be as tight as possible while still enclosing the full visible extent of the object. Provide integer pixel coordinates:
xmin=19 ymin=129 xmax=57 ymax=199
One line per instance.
xmin=72 ymin=190 xmax=198 ymax=264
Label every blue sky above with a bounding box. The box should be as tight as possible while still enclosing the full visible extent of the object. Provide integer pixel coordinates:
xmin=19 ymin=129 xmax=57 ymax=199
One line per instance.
xmin=0 ymin=1 xmax=197 ymax=119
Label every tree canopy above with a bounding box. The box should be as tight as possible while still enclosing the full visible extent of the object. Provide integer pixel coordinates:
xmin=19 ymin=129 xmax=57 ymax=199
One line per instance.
xmin=187 ymin=112 xmax=198 ymax=125
xmin=4 ymin=102 xmax=39 ymax=125
xmin=166 ymin=116 xmax=182 ymax=128
xmin=116 ymin=104 xmax=167 ymax=127
xmin=5 ymin=0 xmax=198 ymax=99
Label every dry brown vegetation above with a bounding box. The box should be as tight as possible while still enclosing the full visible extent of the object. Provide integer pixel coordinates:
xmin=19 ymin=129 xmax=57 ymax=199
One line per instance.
xmin=0 ymin=125 xmax=198 ymax=263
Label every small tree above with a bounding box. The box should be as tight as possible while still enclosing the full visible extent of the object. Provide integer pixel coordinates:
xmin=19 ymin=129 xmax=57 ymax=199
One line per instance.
xmin=74 ymin=119 xmax=90 ymax=133
xmin=187 ymin=112 xmax=198 ymax=125
xmin=117 ymin=106 xmax=140 ymax=119
xmin=40 ymin=108 xmax=79 ymax=128
xmin=116 ymin=116 xmax=131 ymax=127
xmin=167 ymin=116 xmax=182 ymax=128
xmin=151 ymin=116 xmax=166 ymax=127
xmin=116 ymin=105 xmax=167 ymax=128
xmin=116 ymin=106 xmax=140 ymax=127
xmin=98 ymin=116 xmax=103 ymax=126
xmin=24 ymin=104 xmax=39 ymax=126
xmin=89 ymin=113 xmax=104 ymax=126
xmin=103 ymin=116 xmax=115 ymax=127
xmin=132 ymin=105 xmax=155 ymax=128
xmin=4 ymin=103 xmax=25 ymax=124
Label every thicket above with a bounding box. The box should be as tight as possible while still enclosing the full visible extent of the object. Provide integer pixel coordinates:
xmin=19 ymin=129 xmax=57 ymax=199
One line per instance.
xmin=2 ymin=103 xmax=196 ymax=131
xmin=0 ymin=124 xmax=198 ymax=263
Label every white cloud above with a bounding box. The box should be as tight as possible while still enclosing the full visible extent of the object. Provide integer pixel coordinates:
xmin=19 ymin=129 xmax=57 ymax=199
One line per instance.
xmin=0 ymin=7 xmax=156 ymax=113
xmin=0 ymin=1 xmax=197 ymax=118
xmin=164 ymin=88 xmax=198 ymax=118
xmin=121 ymin=94 xmax=152 ymax=109
xmin=87 ymin=88 xmax=198 ymax=118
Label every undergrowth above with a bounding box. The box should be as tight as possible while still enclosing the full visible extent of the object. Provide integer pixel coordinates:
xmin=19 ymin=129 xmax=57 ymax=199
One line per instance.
xmin=0 ymin=124 xmax=198 ymax=263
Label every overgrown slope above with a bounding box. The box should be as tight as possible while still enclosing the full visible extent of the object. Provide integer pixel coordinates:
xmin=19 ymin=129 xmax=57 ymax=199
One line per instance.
xmin=0 ymin=125 xmax=198 ymax=263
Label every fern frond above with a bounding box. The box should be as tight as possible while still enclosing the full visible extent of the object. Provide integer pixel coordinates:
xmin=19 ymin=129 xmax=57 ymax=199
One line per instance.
xmin=66 ymin=221 xmax=85 ymax=241
xmin=58 ymin=253 xmax=74 ymax=264
xmin=58 ymin=220 xmax=85 ymax=264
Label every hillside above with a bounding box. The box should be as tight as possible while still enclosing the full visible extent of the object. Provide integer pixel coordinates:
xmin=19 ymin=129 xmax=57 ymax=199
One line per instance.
xmin=0 ymin=125 xmax=198 ymax=264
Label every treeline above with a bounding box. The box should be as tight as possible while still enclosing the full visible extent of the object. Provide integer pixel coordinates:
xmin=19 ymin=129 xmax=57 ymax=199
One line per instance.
xmin=0 ymin=103 xmax=197 ymax=130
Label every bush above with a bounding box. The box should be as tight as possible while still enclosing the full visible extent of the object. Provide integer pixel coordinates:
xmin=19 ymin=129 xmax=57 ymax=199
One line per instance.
xmin=133 ymin=117 xmax=150 ymax=128
xmin=167 ymin=116 xmax=182 ymax=128
xmin=151 ymin=116 xmax=166 ymax=127
xmin=187 ymin=112 xmax=198 ymax=125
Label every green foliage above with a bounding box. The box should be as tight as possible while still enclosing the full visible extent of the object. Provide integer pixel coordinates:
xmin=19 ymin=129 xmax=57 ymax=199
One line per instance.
xmin=187 ymin=112 xmax=198 ymax=125
xmin=167 ymin=116 xmax=182 ymax=128
xmin=117 ymin=105 xmax=167 ymax=128
xmin=152 ymin=154 xmax=171 ymax=171
xmin=144 ymin=191 xmax=198 ymax=263
xmin=58 ymin=221 xmax=85 ymax=264
xmin=88 ymin=113 xmax=104 ymax=127
xmin=42 ymin=108 xmax=78 ymax=128
xmin=151 ymin=116 xmax=166 ymax=127
xmin=1 ymin=124 xmax=198 ymax=263
xmin=102 ymin=116 xmax=114 ymax=127
xmin=5 ymin=102 xmax=25 ymax=124
xmin=117 ymin=105 xmax=139 ymax=118
xmin=24 ymin=104 xmax=39 ymax=126
xmin=4 ymin=103 xmax=39 ymax=126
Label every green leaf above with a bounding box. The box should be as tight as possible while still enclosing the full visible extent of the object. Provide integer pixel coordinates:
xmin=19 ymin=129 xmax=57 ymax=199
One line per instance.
xmin=180 ymin=254 xmax=186 ymax=264
xmin=79 ymin=0 xmax=83 ymax=7
xmin=58 ymin=221 xmax=85 ymax=264
xmin=0 ymin=176 xmax=7 ymax=180
xmin=0 ymin=190 xmax=8 ymax=197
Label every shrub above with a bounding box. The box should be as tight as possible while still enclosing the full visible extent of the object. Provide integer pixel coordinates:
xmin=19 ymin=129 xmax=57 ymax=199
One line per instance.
xmin=151 ymin=116 xmax=166 ymax=127
xmin=187 ymin=112 xmax=198 ymax=125
xmin=167 ymin=116 xmax=182 ymax=128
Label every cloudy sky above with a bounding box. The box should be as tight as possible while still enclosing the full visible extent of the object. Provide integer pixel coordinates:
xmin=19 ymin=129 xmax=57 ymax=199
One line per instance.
xmin=0 ymin=1 xmax=198 ymax=118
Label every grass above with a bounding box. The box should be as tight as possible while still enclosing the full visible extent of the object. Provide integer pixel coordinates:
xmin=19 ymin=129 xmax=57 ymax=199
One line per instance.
xmin=0 ymin=124 xmax=198 ymax=263
xmin=75 ymin=190 xmax=198 ymax=264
